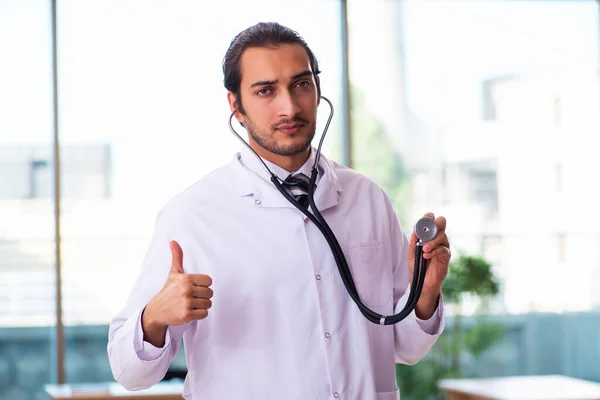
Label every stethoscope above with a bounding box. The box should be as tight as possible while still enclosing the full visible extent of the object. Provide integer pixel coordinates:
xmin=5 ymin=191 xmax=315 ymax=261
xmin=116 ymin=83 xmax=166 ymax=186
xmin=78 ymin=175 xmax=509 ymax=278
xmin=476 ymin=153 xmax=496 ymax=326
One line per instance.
xmin=228 ymin=96 xmax=437 ymax=325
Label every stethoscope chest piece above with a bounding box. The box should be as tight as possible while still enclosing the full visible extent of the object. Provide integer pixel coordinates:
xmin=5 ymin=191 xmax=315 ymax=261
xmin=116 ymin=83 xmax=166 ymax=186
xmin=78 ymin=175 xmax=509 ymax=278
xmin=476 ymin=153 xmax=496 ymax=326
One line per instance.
xmin=414 ymin=217 xmax=437 ymax=243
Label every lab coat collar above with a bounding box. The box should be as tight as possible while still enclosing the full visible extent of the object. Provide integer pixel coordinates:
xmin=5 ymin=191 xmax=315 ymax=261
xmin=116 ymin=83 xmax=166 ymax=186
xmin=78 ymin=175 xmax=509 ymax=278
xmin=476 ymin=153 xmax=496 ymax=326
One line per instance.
xmin=233 ymin=143 xmax=342 ymax=212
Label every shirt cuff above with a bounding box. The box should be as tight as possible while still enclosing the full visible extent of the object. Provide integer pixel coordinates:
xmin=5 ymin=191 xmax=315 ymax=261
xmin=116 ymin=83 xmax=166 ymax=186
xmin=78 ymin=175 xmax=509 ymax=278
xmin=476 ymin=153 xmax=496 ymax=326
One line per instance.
xmin=133 ymin=307 xmax=172 ymax=361
xmin=415 ymin=295 xmax=444 ymax=335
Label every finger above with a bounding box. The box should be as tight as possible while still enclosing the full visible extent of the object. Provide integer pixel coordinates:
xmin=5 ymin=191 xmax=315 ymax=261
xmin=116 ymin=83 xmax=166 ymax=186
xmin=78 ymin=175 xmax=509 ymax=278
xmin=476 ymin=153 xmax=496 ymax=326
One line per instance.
xmin=185 ymin=309 xmax=209 ymax=321
xmin=170 ymin=240 xmax=184 ymax=274
xmin=189 ymin=298 xmax=212 ymax=310
xmin=423 ymin=246 xmax=451 ymax=261
xmin=435 ymin=216 xmax=447 ymax=232
xmin=423 ymin=232 xmax=450 ymax=252
xmin=423 ymin=212 xmax=435 ymax=220
xmin=186 ymin=274 xmax=213 ymax=287
xmin=192 ymin=286 xmax=214 ymax=299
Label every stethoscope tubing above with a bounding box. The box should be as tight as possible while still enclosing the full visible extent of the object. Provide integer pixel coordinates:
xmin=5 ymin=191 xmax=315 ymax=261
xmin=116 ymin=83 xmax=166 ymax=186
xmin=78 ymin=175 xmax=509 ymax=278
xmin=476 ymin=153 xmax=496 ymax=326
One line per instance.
xmin=228 ymin=96 xmax=428 ymax=325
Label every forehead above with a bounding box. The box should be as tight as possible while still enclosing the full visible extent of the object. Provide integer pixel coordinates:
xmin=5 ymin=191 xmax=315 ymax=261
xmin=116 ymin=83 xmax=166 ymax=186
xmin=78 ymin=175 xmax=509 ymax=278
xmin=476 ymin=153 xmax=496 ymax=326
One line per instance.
xmin=239 ymin=44 xmax=312 ymax=86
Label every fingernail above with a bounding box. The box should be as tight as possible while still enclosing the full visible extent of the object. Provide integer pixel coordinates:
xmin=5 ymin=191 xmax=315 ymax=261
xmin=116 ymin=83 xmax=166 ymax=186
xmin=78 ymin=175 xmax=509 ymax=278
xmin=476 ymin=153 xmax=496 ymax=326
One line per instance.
xmin=423 ymin=244 xmax=430 ymax=252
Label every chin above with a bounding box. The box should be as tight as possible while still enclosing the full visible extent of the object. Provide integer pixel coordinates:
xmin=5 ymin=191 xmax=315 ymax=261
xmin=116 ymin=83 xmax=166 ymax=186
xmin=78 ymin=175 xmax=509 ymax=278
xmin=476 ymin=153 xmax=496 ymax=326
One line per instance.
xmin=281 ymin=133 xmax=312 ymax=145
xmin=273 ymin=139 xmax=312 ymax=156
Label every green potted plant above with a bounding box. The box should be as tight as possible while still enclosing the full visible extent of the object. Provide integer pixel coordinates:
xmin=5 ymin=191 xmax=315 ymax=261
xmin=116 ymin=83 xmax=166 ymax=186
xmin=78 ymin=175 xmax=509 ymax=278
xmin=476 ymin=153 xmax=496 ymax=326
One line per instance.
xmin=396 ymin=254 xmax=503 ymax=399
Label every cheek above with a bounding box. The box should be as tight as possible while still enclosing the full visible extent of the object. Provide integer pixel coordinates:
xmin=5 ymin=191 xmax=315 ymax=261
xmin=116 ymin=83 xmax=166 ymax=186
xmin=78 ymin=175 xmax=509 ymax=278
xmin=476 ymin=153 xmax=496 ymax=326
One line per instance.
xmin=298 ymin=94 xmax=319 ymax=114
xmin=244 ymin=102 xmax=269 ymax=123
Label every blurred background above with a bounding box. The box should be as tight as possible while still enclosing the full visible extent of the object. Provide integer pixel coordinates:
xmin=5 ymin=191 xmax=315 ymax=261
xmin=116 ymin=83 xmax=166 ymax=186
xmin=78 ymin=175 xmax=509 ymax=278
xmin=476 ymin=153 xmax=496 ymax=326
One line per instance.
xmin=1 ymin=0 xmax=600 ymax=399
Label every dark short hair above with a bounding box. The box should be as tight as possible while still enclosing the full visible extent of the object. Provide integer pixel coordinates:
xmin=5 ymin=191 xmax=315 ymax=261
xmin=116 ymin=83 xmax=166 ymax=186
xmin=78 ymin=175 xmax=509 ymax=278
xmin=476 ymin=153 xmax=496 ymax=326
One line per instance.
xmin=222 ymin=22 xmax=321 ymax=114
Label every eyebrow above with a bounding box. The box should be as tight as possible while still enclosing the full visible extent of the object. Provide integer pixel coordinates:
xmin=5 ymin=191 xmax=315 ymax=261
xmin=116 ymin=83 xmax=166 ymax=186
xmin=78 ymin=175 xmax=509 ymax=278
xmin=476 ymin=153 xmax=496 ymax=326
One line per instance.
xmin=249 ymin=70 xmax=314 ymax=88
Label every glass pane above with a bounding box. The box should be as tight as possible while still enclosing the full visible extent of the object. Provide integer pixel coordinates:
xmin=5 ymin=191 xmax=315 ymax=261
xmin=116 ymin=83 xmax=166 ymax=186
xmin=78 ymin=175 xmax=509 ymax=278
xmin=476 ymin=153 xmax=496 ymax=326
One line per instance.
xmin=348 ymin=0 xmax=600 ymax=397
xmin=399 ymin=0 xmax=599 ymax=310
xmin=347 ymin=0 xmax=414 ymax=226
xmin=0 ymin=1 xmax=57 ymax=399
xmin=58 ymin=0 xmax=344 ymax=387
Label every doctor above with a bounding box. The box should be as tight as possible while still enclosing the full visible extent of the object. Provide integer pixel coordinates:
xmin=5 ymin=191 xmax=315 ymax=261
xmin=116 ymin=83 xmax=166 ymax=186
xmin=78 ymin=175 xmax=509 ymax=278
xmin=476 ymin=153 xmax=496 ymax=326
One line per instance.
xmin=107 ymin=22 xmax=450 ymax=400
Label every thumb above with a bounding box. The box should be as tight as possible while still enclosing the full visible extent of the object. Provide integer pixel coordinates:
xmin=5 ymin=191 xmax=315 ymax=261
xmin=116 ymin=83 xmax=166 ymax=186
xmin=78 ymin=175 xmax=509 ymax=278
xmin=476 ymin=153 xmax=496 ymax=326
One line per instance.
xmin=169 ymin=240 xmax=184 ymax=274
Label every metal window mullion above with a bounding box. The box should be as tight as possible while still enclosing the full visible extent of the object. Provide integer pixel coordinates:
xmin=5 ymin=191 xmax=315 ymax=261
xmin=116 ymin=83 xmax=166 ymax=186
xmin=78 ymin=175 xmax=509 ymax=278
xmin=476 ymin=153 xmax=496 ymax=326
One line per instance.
xmin=51 ymin=0 xmax=65 ymax=384
xmin=340 ymin=0 xmax=352 ymax=168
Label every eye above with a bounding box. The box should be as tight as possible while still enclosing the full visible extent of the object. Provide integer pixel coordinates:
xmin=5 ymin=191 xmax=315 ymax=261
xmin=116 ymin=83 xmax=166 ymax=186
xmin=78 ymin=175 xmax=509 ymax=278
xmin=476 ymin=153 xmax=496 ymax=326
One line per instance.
xmin=295 ymin=80 xmax=311 ymax=88
xmin=256 ymin=88 xmax=271 ymax=96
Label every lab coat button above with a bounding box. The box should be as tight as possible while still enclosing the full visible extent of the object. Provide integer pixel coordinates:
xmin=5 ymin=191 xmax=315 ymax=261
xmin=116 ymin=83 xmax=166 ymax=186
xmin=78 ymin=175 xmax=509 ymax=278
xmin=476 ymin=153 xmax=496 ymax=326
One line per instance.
xmin=303 ymin=216 xmax=309 ymax=223
xmin=254 ymin=199 xmax=261 ymax=206
xmin=333 ymin=393 xmax=339 ymax=398
xmin=316 ymin=274 xmax=321 ymax=281
xmin=325 ymin=332 xmax=331 ymax=339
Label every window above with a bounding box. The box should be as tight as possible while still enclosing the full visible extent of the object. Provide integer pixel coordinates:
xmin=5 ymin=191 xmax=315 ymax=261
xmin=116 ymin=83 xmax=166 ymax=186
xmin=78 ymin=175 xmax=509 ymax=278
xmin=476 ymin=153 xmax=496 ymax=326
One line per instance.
xmin=0 ymin=1 xmax=56 ymax=398
xmin=467 ymin=163 xmax=499 ymax=218
xmin=57 ymin=0 xmax=345 ymax=387
xmin=350 ymin=0 xmax=599 ymax=314
xmin=29 ymin=159 xmax=50 ymax=198
xmin=3 ymin=0 xmax=345 ymax=395
xmin=3 ymin=0 xmax=600 ymax=397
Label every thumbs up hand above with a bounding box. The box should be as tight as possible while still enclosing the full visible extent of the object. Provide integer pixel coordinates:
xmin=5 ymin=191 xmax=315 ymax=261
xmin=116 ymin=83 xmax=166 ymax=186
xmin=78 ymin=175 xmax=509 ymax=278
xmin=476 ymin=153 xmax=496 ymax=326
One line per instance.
xmin=141 ymin=240 xmax=213 ymax=347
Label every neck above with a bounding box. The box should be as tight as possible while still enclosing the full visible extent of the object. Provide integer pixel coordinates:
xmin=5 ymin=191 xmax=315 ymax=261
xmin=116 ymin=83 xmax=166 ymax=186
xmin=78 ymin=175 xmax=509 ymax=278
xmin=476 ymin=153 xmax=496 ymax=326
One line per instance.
xmin=250 ymin=143 xmax=311 ymax=173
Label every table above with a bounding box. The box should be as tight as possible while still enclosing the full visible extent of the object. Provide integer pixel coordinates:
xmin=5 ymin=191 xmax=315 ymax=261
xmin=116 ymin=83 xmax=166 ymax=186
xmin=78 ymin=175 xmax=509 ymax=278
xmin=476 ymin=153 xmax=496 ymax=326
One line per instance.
xmin=44 ymin=381 xmax=184 ymax=400
xmin=438 ymin=375 xmax=600 ymax=400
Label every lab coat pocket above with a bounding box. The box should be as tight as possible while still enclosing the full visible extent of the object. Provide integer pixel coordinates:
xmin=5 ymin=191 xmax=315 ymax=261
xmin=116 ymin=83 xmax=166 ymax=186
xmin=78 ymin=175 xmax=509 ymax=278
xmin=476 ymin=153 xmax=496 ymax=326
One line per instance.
xmin=347 ymin=240 xmax=392 ymax=308
xmin=374 ymin=388 xmax=400 ymax=400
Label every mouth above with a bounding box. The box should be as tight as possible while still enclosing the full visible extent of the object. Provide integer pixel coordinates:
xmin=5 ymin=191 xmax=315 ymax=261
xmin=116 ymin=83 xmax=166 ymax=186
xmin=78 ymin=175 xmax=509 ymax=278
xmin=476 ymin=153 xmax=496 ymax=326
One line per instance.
xmin=276 ymin=123 xmax=306 ymax=135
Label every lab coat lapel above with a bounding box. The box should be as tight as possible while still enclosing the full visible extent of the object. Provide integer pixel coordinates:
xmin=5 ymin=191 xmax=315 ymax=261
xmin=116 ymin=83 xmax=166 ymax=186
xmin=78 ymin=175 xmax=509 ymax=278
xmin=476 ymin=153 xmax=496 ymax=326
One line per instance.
xmin=311 ymin=157 xmax=342 ymax=212
xmin=232 ymin=152 xmax=342 ymax=213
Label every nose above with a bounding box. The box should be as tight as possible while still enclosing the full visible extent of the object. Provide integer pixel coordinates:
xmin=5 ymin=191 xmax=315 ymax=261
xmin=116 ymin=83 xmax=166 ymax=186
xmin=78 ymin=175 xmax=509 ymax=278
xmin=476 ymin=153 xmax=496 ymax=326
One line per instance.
xmin=277 ymin=90 xmax=301 ymax=118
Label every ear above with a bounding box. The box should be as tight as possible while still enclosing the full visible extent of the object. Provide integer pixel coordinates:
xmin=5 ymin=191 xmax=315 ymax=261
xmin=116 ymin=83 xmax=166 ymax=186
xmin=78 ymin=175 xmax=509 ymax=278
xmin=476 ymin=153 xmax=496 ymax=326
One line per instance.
xmin=227 ymin=92 xmax=245 ymax=127
xmin=227 ymin=91 xmax=237 ymax=112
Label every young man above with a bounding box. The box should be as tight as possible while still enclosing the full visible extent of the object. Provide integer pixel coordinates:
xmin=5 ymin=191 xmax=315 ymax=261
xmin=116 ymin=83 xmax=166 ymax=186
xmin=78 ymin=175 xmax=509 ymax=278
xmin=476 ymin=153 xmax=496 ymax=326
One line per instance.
xmin=107 ymin=22 xmax=450 ymax=400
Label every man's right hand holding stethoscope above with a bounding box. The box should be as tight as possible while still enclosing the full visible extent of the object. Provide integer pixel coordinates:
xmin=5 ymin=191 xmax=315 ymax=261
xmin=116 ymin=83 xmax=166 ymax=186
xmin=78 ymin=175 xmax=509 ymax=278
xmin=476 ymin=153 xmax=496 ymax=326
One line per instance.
xmin=408 ymin=212 xmax=451 ymax=320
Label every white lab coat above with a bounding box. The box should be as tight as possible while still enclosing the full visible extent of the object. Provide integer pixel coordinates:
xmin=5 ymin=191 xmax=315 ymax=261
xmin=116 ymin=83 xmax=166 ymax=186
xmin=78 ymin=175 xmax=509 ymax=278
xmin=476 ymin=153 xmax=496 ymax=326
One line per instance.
xmin=107 ymin=145 xmax=445 ymax=400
